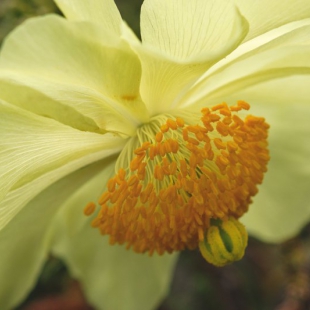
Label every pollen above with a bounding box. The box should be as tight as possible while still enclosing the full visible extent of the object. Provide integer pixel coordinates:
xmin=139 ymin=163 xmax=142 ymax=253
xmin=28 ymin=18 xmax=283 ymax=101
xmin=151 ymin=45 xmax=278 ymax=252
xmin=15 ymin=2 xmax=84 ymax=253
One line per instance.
xmin=85 ymin=101 xmax=270 ymax=259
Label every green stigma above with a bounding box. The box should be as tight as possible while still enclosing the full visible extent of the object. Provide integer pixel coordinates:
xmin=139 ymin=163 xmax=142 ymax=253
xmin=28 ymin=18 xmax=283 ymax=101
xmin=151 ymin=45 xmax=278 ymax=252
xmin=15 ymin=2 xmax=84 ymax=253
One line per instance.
xmin=199 ymin=217 xmax=248 ymax=267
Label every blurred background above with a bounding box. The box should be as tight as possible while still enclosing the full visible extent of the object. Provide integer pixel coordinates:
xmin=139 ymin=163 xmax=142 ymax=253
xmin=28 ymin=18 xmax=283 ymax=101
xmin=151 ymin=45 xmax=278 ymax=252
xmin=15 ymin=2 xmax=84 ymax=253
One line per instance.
xmin=1 ymin=1 xmax=310 ymax=309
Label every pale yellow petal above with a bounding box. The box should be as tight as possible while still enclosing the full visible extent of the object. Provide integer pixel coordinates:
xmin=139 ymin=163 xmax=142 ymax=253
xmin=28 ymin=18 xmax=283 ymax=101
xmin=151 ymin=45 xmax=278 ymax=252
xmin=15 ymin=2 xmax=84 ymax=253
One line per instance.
xmin=54 ymin=0 xmax=122 ymax=36
xmin=180 ymin=22 xmax=310 ymax=108
xmin=205 ymin=18 xmax=310 ymax=73
xmin=0 ymin=79 xmax=102 ymax=133
xmin=141 ymin=0 xmax=248 ymax=61
xmin=0 ymin=101 xmax=125 ymax=229
xmin=0 ymin=158 xmax=110 ymax=310
xmin=235 ymin=0 xmax=310 ymax=41
xmin=124 ymin=1 xmax=248 ymax=114
xmin=50 ymin=160 xmax=178 ymax=310
xmin=0 ymin=15 xmax=147 ymax=135
xmin=243 ymin=98 xmax=310 ymax=242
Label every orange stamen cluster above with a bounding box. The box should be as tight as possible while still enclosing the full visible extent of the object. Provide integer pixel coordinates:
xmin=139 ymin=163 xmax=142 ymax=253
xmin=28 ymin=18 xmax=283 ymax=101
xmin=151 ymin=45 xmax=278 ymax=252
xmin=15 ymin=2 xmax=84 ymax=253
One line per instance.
xmin=85 ymin=101 xmax=270 ymax=255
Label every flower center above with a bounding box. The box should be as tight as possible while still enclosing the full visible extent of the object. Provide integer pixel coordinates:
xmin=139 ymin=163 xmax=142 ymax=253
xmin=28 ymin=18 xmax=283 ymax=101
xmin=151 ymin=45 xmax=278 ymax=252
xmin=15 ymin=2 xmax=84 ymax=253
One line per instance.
xmin=84 ymin=101 xmax=270 ymax=263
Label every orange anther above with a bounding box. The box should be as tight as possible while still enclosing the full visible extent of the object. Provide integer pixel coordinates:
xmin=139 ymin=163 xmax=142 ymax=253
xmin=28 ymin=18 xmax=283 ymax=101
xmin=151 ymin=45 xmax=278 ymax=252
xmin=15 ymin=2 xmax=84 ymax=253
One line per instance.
xmin=149 ymin=145 xmax=157 ymax=160
xmin=209 ymin=114 xmax=221 ymax=122
xmin=220 ymin=108 xmax=231 ymax=116
xmin=107 ymin=178 xmax=116 ymax=192
xmin=201 ymin=107 xmax=210 ymax=115
xmin=176 ymin=117 xmax=185 ymax=127
xmin=164 ymin=140 xmax=172 ymax=153
xmin=167 ymin=119 xmax=178 ymax=130
xmin=182 ymin=128 xmax=189 ymax=141
xmin=232 ymin=115 xmax=244 ymax=126
xmin=98 ymin=192 xmax=111 ymax=205
xmin=154 ymin=165 xmax=164 ymax=180
xmin=227 ymin=141 xmax=238 ymax=152
xmin=118 ymin=168 xmax=126 ymax=180
xmin=213 ymin=138 xmax=226 ymax=150
xmin=128 ymin=175 xmax=139 ymax=187
xmin=160 ymin=123 xmax=169 ymax=132
xmin=155 ymin=131 xmax=163 ymax=143
xmin=170 ymin=140 xmax=179 ymax=153
xmin=211 ymin=103 xmax=225 ymax=111
xmin=187 ymin=137 xmax=199 ymax=146
xmin=84 ymin=202 xmax=96 ymax=216
xmin=237 ymin=100 xmax=250 ymax=110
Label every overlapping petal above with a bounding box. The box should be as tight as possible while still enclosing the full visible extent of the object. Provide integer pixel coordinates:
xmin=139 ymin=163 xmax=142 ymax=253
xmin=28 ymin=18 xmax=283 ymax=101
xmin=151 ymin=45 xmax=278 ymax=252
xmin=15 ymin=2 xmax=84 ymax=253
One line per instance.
xmin=235 ymin=0 xmax=310 ymax=41
xmin=0 ymin=15 xmax=148 ymax=135
xmin=0 ymin=101 xmax=125 ymax=230
xmin=123 ymin=0 xmax=248 ymax=115
xmin=179 ymin=20 xmax=310 ymax=108
xmin=141 ymin=0 xmax=248 ymax=61
xmin=54 ymin=0 xmax=122 ymax=36
xmin=49 ymin=160 xmax=178 ymax=310
xmin=0 ymin=158 xmax=110 ymax=310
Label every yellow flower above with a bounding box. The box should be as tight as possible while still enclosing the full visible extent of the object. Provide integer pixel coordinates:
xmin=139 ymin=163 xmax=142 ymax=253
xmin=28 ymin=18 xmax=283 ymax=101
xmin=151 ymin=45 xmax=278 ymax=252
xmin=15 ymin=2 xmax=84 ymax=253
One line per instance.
xmin=0 ymin=0 xmax=310 ymax=309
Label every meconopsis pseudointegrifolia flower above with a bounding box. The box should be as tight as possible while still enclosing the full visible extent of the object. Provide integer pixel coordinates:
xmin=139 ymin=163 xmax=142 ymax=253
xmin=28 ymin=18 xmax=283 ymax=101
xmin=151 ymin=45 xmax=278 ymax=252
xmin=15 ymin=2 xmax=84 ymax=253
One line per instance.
xmin=0 ymin=0 xmax=310 ymax=309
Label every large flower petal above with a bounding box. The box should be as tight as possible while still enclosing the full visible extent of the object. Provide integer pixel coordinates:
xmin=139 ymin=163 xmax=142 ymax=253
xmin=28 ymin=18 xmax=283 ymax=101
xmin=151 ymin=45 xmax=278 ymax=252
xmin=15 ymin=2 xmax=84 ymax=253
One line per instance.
xmin=49 ymin=161 xmax=178 ymax=310
xmin=179 ymin=21 xmax=310 ymax=108
xmin=124 ymin=0 xmax=248 ymax=115
xmin=235 ymin=0 xmax=310 ymax=41
xmin=0 ymin=15 xmax=148 ymax=135
xmin=221 ymin=76 xmax=310 ymax=242
xmin=54 ymin=0 xmax=122 ymax=36
xmin=141 ymin=0 xmax=248 ymax=61
xmin=0 ymin=101 xmax=124 ymax=229
xmin=0 ymin=158 xmax=109 ymax=310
